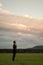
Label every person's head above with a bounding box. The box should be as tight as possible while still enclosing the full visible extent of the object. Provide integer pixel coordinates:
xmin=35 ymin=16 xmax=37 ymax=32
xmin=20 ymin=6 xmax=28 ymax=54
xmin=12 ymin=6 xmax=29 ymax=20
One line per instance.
xmin=13 ymin=40 xmax=16 ymax=44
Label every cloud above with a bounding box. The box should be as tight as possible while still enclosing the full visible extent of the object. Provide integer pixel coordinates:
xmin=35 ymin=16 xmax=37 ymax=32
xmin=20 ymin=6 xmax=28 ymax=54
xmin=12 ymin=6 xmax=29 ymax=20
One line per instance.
xmin=0 ymin=2 xmax=12 ymax=15
xmin=0 ymin=8 xmax=43 ymax=48
xmin=0 ymin=22 xmax=29 ymax=34
xmin=0 ymin=14 xmax=43 ymax=35
xmin=23 ymin=14 xmax=32 ymax=19
xmin=0 ymin=2 xmax=3 ymax=7
xmin=0 ymin=2 xmax=13 ymax=15
xmin=0 ymin=8 xmax=13 ymax=15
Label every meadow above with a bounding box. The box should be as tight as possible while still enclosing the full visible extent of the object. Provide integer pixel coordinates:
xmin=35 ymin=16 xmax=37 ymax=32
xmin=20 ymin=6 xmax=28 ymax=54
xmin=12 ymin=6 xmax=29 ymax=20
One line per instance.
xmin=0 ymin=53 xmax=43 ymax=65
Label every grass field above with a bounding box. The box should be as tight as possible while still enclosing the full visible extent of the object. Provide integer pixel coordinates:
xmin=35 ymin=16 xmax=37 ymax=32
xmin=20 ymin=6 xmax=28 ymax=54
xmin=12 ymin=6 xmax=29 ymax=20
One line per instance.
xmin=0 ymin=53 xmax=43 ymax=65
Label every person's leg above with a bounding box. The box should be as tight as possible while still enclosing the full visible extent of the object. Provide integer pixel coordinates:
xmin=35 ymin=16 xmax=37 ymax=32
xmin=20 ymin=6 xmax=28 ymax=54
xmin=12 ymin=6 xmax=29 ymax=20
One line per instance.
xmin=12 ymin=53 xmax=14 ymax=61
xmin=12 ymin=52 xmax=16 ymax=61
xmin=13 ymin=53 xmax=16 ymax=61
xmin=14 ymin=53 xmax=16 ymax=59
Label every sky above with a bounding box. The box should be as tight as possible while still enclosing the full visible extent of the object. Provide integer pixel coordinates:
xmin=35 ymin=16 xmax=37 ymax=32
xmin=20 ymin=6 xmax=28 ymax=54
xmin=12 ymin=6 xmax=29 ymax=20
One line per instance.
xmin=0 ymin=0 xmax=43 ymax=49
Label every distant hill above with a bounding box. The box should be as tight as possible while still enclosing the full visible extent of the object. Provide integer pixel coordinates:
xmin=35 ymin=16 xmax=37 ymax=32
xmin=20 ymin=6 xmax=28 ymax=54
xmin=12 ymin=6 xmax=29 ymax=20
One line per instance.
xmin=0 ymin=46 xmax=43 ymax=53
xmin=32 ymin=46 xmax=43 ymax=50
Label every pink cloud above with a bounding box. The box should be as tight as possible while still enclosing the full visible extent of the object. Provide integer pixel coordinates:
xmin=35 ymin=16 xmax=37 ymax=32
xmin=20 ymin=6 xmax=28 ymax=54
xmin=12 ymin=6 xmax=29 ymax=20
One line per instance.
xmin=0 ymin=2 xmax=13 ymax=15
xmin=0 ymin=10 xmax=43 ymax=35
xmin=0 ymin=2 xmax=3 ymax=7
xmin=0 ymin=8 xmax=13 ymax=15
xmin=23 ymin=14 xmax=32 ymax=19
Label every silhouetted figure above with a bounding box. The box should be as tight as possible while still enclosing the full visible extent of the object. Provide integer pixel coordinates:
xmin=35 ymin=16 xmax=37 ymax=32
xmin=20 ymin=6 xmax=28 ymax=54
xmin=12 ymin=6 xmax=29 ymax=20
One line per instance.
xmin=12 ymin=40 xmax=17 ymax=61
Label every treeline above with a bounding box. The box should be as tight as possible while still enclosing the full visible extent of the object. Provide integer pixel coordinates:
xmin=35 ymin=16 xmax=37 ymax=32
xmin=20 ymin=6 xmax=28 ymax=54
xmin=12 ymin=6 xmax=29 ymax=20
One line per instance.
xmin=0 ymin=49 xmax=43 ymax=53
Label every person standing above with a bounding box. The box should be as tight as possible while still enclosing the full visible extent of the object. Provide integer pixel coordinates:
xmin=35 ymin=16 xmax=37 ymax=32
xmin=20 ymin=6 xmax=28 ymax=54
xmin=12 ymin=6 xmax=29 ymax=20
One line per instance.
xmin=12 ymin=40 xmax=17 ymax=61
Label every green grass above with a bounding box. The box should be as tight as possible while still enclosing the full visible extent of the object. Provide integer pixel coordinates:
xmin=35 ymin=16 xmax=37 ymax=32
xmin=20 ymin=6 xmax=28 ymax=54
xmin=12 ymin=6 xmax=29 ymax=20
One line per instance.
xmin=0 ymin=53 xmax=43 ymax=65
